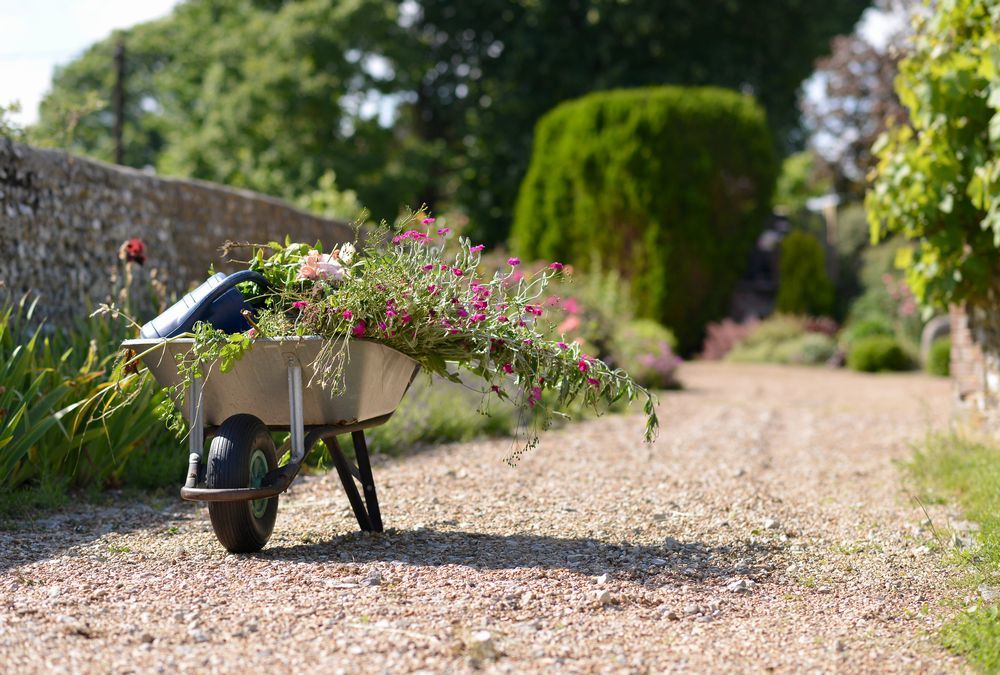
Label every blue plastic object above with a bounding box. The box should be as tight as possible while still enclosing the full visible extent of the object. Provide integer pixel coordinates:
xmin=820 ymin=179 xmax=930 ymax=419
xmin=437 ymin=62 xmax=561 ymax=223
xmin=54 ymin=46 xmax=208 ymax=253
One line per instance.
xmin=139 ymin=270 xmax=269 ymax=339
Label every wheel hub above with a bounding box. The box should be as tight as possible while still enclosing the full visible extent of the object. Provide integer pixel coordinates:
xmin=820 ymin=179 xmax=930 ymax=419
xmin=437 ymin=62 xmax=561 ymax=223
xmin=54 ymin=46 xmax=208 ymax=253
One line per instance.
xmin=249 ymin=448 xmax=269 ymax=518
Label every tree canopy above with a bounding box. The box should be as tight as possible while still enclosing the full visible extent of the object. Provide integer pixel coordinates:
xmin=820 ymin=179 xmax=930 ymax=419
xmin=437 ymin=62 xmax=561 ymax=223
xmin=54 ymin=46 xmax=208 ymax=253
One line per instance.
xmin=33 ymin=0 xmax=869 ymax=240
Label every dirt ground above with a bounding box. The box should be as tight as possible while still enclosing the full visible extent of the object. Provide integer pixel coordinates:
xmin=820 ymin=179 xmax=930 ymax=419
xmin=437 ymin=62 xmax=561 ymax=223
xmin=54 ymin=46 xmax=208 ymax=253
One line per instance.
xmin=0 ymin=362 xmax=970 ymax=673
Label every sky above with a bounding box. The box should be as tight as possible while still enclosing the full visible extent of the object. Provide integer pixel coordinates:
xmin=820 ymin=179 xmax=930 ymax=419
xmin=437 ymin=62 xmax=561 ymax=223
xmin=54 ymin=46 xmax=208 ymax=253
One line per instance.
xmin=0 ymin=0 xmax=180 ymax=125
xmin=1 ymin=0 xmax=902 ymax=129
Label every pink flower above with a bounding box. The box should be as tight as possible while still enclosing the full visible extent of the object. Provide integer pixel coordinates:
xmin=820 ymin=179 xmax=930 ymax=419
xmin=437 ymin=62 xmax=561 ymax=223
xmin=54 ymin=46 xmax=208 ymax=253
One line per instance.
xmin=549 ymin=262 xmax=564 ymax=271
xmin=456 ymin=307 xmax=469 ymax=318
xmin=470 ymin=313 xmax=486 ymax=322
xmin=342 ymin=309 xmax=353 ymax=320
xmin=297 ymin=249 xmax=345 ymax=282
xmin=491 ymin=384 xmax=501 ymax=394
xmin=557 ymin=341 xmax=568 ymax=349
xmin=497 ymin=315 xmax=509 ymax=323
xmin=525 ymin=305 xmax=543 ymax=317
xmin=401 ymin=312 xmax=412 ymax=324
xmin=528 ymin=386 xmax=542 ymax=408
xmin=557 ymin=315 xmax=580 ymax=334
xmin=523 ymin=339 xmax=533 ymax=346
xmin=452 ymin=268 xmax=464 ymax=277
xmin=427 ymin=284 xmax=438 ymax=295
xmin=587 ymin=377 xmax=600 ymax=388
xmin=378 ymin=321 xmax=388 ymax=332
xmin=421 ymin=264 xmax=435 ymax=271
xmin=352 ymin=321 xmax=366 ymax=337
xmin=422 ymin=217 xmax=436 ymax=225
xmin=470 ymin=244 xmax=485 ymax=253
xmin=577 ymin=357 xmax=590 ymax=373
xmin=507 ymin=257 xmax=520 ymax=266
xmin=437 ymin=227 xmax=450 ymax=235
xmin=502 ymin=363 xmax=514 ymax=374
xmin=440 ymin=264 xmax=449 ymax=270
xmin=246 ymin=328 xmax=257 ymax=338
xmin=292 ymin=301 xmax=308 ymax=309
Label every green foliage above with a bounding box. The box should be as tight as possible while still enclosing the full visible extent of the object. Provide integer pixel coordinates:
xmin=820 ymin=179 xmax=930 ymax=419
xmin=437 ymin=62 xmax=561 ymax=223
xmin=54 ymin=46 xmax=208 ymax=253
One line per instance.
xmin=725 ymin=315 xmax=835 ymax=365
xmin=0 ymin=296 xmax=176 ymax=494
xmin=907 ymin=433 xmax=1000 ymax=671
xmin=366 ymin=376 xmax=515 ymax=455
xmin=611 ymin=320 xmax=681 ymax=390
xmin=774 ymin=151 xmax=832 ymax=214
xmin=846 ymin=335 xmax=911 ymax=372
xmin=34 ymin=0 xmax=866 ymax=243
xmin=296 ymin=171 xmax=362 ymax=221
xmin=840 ymin=317 xmax=895 ymax=346
xmin=775 ymin=230 xmax=835 ymax=316
xmin=927 ymin=337 xmax=952 ymax=377
xmin=866 ymin=0 xmax=1000 ymax=312
xmin=511 ymin=86 xmax=777 ymax=353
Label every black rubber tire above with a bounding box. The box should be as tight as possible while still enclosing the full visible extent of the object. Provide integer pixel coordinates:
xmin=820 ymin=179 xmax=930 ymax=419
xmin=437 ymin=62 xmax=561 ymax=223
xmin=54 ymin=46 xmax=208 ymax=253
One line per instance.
xmin=206 ymin=414 xmax=279 ymax=553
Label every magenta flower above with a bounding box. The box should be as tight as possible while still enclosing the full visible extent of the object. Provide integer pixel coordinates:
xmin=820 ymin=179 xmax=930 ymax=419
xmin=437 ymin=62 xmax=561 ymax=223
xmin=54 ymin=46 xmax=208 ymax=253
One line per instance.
xmin=470 ymin=244 xmax=485 ymax=253
xmin=587 ymin=377 xmax=600 ymax=387
xmin=507 ymin=257 xmax=520 ymax=266
xmin=502 ymin=363 xmax=514 ymax=374
xmin=437 ymin=227 xmax=450 ymax=235
xmin=523 ymin=339 xmax=533 ymax=346
xmin=401 ymin=312 xmax=412 ymax=324
xmin=342 ymin=309 xmax=353 ymax=320
xmin=497 ymin=315 xmax=509 ymax=323
xmin=378 ymin=320 xmax=388 ymax=332
xmin=352 ymin=321 xmax=366 ymax=337
xmin=549 ymin=262 xmax=564 ymax=271
xmin=452 ymin=268 xmax=464 ymax=277
xmin=422 ymin=217 xmax=436 ymax=225
xmin=456 ymin=307 xmax=469 ymax=318
xmin=577 ymin=357 xmax=590 ymax=373
xmin=421 ymin=264 xmax=434 ymax=271
xmin=292 ymin=301 xmax=308 ymax=309
xmin=246 ymin=328 xmax=257 ymax=338
xmin=470 ymin=313 xmax=486 ymax=322
xmin=427 ymin=284 xmax=438 ymax=294
xmin=557 ymin=341 xmax=568 ymax=349
xmin=440 ymin=264 xmax=449 ymax=270
xmin=528 ymin=386 xmax=542 ymax=408
xmin=491 ymin=384 xmax=501 ymax=394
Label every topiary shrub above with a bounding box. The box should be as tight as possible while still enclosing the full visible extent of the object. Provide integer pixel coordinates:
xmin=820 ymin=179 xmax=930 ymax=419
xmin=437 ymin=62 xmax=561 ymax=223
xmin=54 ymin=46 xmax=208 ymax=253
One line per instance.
xmin=847 ymin=335 xmax=911 ymax=373
xmin=775 ymin=230 xmax=835 ymax=316
xmin=927 ymin=337 xmax=951 ymax=377
xmin=612 ymin=319 xmax=681 ymax=389
xmin=511 ymin=86 xmax=777 ymax=354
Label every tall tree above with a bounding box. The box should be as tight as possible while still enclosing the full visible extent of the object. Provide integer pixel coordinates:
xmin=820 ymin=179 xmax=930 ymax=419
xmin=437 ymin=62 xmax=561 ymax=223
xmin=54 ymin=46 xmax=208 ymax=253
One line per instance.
xmin=802 ymin=0 xmax=912 ymax=198
xmin=409 ymin=0 xmax=870 ymax=241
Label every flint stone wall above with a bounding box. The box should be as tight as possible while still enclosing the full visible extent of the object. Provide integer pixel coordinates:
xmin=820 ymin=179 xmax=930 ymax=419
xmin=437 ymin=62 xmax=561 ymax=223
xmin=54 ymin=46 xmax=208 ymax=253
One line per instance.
xmin=0 ymin=139 xmax=351 ymax=322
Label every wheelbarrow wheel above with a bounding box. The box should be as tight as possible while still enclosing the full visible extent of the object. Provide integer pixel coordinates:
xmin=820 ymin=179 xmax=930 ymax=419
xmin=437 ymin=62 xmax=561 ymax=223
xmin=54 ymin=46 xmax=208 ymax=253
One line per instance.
xmin=206 ymin=414 xmax=279 ymax=553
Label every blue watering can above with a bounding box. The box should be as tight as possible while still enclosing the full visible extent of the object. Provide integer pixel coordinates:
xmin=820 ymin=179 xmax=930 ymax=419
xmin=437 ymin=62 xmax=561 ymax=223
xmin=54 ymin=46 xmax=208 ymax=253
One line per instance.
xmin=139 ymin=270 xmax=269 ymax=339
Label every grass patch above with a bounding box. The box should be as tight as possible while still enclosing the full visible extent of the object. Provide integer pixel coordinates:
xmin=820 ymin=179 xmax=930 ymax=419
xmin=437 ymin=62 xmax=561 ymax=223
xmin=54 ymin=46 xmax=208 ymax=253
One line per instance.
xmin=906 ymin=433 xmax=1000 ymax=672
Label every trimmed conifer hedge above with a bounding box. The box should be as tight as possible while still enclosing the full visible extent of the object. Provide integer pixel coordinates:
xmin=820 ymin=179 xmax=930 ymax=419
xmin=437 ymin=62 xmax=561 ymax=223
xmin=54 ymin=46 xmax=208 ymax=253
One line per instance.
xmin=511 ymin=86 xmax=777 ymax=353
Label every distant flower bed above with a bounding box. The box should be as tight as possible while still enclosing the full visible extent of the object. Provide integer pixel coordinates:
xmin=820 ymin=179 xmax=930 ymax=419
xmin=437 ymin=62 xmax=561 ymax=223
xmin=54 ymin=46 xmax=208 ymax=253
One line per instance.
xmin=174 ymin=213 xmax=658 ymax=460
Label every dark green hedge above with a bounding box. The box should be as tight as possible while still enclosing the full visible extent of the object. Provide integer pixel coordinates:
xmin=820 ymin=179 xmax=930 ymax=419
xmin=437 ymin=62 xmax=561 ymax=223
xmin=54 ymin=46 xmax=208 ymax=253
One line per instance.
xmin=775 ymin=230 xmax=835 ymax=316
xmin=511 ymin=86 xmax=777 ymax=353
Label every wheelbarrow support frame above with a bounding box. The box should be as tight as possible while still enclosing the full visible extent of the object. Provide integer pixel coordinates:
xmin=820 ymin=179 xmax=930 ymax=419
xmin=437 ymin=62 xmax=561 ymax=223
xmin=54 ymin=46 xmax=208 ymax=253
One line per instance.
xmin=179 ymin=353 xmax=386 ymax=533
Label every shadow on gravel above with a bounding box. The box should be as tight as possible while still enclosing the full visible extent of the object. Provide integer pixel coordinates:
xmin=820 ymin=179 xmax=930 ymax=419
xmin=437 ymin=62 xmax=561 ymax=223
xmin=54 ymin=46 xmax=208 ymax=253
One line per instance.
xmin=0 ymin=497 xmax=193 ymax=574
xmin=262 ymin=529 xmax=781 ymax=583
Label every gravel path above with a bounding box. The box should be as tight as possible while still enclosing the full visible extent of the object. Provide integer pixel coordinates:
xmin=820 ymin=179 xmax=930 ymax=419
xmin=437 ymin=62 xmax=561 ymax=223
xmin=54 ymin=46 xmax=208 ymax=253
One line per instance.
xmin=0 ymin=363 xmax=969 ymax=673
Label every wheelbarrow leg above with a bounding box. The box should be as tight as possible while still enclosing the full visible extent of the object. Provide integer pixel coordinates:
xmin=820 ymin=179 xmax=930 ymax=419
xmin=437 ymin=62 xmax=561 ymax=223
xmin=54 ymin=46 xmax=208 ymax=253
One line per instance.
xmin=352 ymin=431 xmax=383 ymax=532
xmin=324 ymin=435 xmax=374 ymax=532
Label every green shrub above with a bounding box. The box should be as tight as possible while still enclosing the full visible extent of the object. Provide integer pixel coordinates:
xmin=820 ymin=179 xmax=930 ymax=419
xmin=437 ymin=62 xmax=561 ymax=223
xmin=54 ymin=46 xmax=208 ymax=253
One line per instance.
xmin=511 ymin=86 xmax=777 ymax=353
xmin=840 ymin=317 xmax=895 ymax=347
xmin=771 ymin=333 xmax=837 ymax=366
xmin=927 ymin=337 xmax=951 ymax=377
xmin=775 ymin=230 xmax=834 ymax=316
xmin=726 ymin=315 xmax=835 ymax=366
xmin=846 ymin=335 xmax=911 ymax=372
xmin=612 ymin=319 xmax=681 ymax=390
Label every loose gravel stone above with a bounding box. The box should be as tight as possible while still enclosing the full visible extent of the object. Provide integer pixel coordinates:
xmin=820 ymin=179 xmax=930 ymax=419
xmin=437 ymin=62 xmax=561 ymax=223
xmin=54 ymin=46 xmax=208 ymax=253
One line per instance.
xmin=0 ymin=363 xmax=967 ymax=673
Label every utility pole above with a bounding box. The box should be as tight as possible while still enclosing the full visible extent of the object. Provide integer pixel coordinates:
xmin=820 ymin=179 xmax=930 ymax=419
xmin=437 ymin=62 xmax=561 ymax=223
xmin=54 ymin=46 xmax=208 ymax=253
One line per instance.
xmin=112 ymin=40 xmax=125 ymax=165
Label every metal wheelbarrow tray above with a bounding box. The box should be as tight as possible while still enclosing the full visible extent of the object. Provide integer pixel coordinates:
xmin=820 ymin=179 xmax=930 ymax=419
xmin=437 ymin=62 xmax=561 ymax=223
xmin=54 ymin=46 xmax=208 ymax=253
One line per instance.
xmin=123 ymin=336 xmax=419 ymax=553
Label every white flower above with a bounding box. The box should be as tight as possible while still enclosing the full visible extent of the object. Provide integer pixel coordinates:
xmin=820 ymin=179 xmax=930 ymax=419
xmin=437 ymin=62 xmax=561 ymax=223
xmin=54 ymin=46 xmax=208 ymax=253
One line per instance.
xmin=338 ymin=242 xmax=356 ymax=265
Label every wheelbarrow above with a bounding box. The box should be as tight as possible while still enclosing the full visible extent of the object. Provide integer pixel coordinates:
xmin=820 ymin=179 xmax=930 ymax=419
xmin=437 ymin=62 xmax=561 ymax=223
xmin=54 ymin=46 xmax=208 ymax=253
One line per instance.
xmin=123 ymin=336 xmax=419 ymax=553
